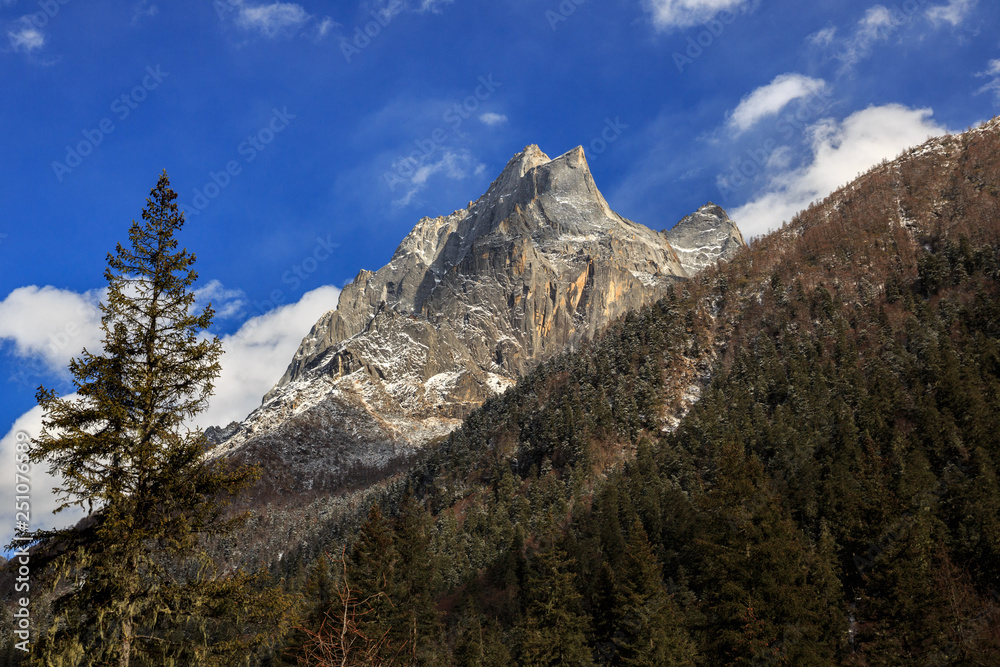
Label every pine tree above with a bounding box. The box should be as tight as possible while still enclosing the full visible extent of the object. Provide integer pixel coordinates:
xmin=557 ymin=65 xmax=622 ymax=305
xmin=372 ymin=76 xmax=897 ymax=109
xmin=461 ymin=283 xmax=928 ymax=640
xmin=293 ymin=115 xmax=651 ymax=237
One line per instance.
xmin=18 ymin=172 xmax=285 ymax=666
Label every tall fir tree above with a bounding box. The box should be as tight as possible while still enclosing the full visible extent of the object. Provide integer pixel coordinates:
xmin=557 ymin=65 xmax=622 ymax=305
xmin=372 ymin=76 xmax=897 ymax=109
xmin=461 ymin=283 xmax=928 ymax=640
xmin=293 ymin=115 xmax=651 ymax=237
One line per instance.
xmin=610 ymin=519 xmax=697 ymax=667
xmin=390 ymin=495 xmax=445 ymax=666
xmin=18 ymin=173 xmax=286 ymax=666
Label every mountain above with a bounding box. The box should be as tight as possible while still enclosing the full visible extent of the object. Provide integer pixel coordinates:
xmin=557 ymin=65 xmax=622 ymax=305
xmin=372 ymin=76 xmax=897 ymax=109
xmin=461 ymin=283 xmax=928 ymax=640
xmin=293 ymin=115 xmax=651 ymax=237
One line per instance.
xmin=273 ymin=117 xmax=1000 ymax=665
xmin=209 ymin=145 xmax=744 ymax=496
xmin=664 ymin=201 xmax=746 ymax=274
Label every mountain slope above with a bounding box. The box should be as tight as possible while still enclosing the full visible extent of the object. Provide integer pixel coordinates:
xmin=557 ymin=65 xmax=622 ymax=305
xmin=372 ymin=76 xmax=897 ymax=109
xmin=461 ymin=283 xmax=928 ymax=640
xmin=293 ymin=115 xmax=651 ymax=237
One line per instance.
xmin=277 ymin=117 xmax=1000 ymax=665
xmin=210 ymin=145 xmax=742 ymax=495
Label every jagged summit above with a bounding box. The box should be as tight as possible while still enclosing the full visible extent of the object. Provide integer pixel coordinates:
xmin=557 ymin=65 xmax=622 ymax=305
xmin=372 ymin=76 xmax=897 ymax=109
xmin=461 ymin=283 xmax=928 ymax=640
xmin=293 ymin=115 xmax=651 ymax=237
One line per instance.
xmin=665 ymin=202 xmax=746 ymax=275
xmin=270 ymin=143 xmax=686 ymax=395
xmin=211 ymin=144 xmax=745 ymax=496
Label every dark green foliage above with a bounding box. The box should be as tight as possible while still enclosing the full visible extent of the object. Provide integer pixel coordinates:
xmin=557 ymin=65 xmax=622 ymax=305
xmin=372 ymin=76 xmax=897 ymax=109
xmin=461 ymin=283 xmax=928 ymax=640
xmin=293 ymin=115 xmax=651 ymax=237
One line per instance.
xmin=517 ymin=545 xmax=594 ymax=667
xmin=609 ymin=520 xmax=697 ymax=666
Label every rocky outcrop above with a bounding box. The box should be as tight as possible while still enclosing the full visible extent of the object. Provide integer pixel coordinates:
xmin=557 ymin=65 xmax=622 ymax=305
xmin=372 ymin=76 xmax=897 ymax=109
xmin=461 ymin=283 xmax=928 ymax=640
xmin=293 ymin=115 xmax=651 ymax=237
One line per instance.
xmin=664 ymin=202 xmax=746 ymax=275
xmin=211 ymin=145 xmax=742 ymax=493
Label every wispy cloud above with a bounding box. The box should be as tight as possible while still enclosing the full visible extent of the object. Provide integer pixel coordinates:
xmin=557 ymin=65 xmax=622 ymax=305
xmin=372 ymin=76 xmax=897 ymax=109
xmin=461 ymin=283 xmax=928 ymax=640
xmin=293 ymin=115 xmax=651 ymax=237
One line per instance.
xmin=976 ymin=58 xmax=1000 ymax=103
xmin=196 ymin=279 xmax=247 ymax=320
xmin=728 ymin=74 xmax=828 ymax=134
xmin=132 ymin=0 xmax=160 ymax=23
xmin=414 ymin=0 xmax=453 ymax=13
xmin=812 ymin=2 xmax=978 ymax=71
xmin=216 ymin=0 xmax=333 ymax=39
xmin=730 ymin=104 xmax=947 ymax=238
xmin=480 ymin=112 xmax=508 ymax=127
xmin=392 ymin=150 xmax=485 ymax=207
xmin=236 ymin=1 xmax=312 ymax=38
xmin=837 ymin=5 xmax=903 ymax=68
xmin=642 ymin=0 xmax=754 ymax=31
xmin=7 ymin=23 xmax=45 ymax=53
xmin=367 ymin=0 xmax=452 ymax=15
xmin=926 ymin=0 xmax=977 ymax=26
xmin=316 ymin=16 xmax=335 ymax=38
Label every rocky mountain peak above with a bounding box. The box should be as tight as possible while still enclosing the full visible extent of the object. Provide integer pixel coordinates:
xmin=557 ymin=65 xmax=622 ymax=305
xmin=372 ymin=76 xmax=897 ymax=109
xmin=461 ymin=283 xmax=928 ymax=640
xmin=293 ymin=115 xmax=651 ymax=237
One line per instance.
xmin=211 ymin=144 xmax=745 ymax=497
xmin=664 ymin=202 xmax=746 ymax=275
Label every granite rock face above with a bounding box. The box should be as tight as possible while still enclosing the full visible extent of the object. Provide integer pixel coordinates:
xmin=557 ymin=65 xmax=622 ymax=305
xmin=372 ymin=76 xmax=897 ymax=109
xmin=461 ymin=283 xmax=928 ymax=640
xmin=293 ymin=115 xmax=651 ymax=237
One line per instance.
xmin=212 ymin=146 xmax=741 ymax=493
xmin=664 ymin=202 xmax=746 ymax=275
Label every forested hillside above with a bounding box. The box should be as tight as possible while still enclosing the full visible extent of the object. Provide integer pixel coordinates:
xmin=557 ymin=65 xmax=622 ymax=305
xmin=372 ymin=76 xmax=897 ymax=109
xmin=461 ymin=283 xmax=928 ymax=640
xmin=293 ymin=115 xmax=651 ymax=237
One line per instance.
xmin=281 ymin=120 xmax=1000 ymax=665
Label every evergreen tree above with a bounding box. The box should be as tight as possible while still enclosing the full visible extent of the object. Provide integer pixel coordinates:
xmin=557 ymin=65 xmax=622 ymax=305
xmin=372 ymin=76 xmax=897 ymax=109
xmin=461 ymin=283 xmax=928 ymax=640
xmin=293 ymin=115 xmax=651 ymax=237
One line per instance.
xmin=347 ymin=505 xmax=407 ymax=663
xmin=611 ymin=520 xmax=697 ymax=667
xmin=17 ymin=173 xmax=284 ymax=666
xmin=518 ymin=544 xmax=595 ymax=667
xmin=390 ymin=496 xmax=444 ymax=665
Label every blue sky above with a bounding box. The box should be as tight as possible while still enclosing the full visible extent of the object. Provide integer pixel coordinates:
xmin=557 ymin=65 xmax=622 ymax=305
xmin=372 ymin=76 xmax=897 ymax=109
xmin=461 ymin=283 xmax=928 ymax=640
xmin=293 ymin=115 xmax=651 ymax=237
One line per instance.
xmin=1 ymin=0 xmax=999 ymax=534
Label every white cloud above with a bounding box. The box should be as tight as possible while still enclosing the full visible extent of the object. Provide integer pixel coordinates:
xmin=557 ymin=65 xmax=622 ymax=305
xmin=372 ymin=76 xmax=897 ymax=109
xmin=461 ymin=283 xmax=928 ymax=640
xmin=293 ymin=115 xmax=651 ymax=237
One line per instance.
xmin=221 ymin=0 xmax=336 ymax=40
xmin=0 ymin=281 xmax=341 ymax=430
xmin=132 ymin=0 xmax=160 ymax=23
xmin=0 ymin=286 xmax=105 ymax=375
xmin=479 ymin=112 xmax=508 ymax=127
xmin=7 ymin=24 xmax=45 ymax=53
xmin=814 ymin=2 xmax=975 ymax=70
xmin=927 ymin=0 xmax=977 ymax=26
xmin=316 ymin=16 xmax=335 ymax=38
xmin=197 ymin=285 xmax=341 ymax=429
xmin=366 ymin=0 xmax=450 ymax=16
xmin=841 ymin=5 xmax=903 ymax=67
xmin=642 ymin=0 xmax=753 ymax=31
xmin=236 ymin=1 xmax=311 ymax=37
xmin=728 ymin=74 xmax=828 ymax=134
xmin=809 ymin=26 xmax=837 ymax=47
xmin=730 ymin=104 xmax=947 ymax=238
xmin=809 ymin=5 xmax=907 ymax=69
